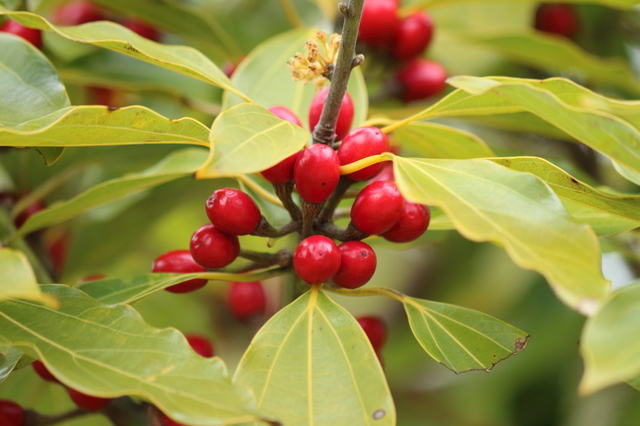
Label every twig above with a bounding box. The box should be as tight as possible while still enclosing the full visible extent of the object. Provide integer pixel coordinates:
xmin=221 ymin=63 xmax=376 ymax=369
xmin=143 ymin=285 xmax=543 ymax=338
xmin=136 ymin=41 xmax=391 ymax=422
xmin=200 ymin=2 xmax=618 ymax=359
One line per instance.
xmin=272 ymin=182 xmax=302 ymax=222
xmin=24 ymin=408 xmax=87 ymax=426
xmin=251 ymin=216 xmax=301 ymax=238
xmin=317 ymin=176 xmax=354 ymax=223
xmin=239 ymin=249 xmax=293 ymax=269
xmin=301 ymin=200 xmax=324 ymax=239
xmin=318 ymin=222 xmax=369 ymax=242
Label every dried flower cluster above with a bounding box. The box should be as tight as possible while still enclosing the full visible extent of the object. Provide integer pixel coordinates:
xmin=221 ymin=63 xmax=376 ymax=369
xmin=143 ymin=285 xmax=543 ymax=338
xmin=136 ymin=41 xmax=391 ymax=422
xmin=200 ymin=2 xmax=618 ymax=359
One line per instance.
xmin=287 ymin=31 xmax=341 ymax=91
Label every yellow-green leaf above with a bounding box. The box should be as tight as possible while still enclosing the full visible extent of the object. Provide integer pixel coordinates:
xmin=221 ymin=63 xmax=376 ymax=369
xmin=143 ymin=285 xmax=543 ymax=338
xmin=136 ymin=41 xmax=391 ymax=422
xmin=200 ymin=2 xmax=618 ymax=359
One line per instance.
xmin=0 ymin=346 xmax=22 ymax=385
xmin=196 ymin=103 xmax=309 ymax=179
xmin=561 ymin=199 xmax=640 ymax=237
xmin=580 ymin=281 xmax=640 ymax=394
xmin=17 ymin=148 xmax=208 ymax=236
xmin=0 ymin=285 xmax=262 ymax=425
xmin=234 ymin=287 xmax=396 ymax=426
xmin=0 ymin=11 xmax=251 ymax=103
xmin=393 ymin=122 xmax=495 ymax=159
xmin=0 ymin=248 xmax=58 ymax=307
xmin=393 ymin=156 xmax=609 ymax=314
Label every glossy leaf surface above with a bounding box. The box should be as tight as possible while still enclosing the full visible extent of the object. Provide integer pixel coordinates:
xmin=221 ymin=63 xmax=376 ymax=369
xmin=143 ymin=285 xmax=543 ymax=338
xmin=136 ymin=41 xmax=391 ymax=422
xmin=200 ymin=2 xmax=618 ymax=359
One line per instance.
xmin=392 ymin=156 xmax=609 ymax=314
xmin=234 ymin=287 xmax=395 ymax=426
xmin=393 ymin=122 xmax=495 ymax=159
xmin=561 ymin=199 xmax=640 ymax=237
xmin=196 ymin=103 xmax=309 ymax=178
xmin=0 ymin=285 xmax=261 ymax=425
xmin=0 ymin=248 xmax=57 ymax=307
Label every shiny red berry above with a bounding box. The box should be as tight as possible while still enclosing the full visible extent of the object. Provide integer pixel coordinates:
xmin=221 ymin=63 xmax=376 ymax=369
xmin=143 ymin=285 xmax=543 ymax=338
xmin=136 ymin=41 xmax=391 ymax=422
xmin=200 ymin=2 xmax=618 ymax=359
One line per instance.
xmin=185 ymin=334 xmax=215 ymax=358
xmin=14 ymin=199 xmax=46 ymax=228
xmin=0 ymin=20 xmax=42 ymax=49
xmin=67 ymin=388 xmax=110 ymax=411
xmin=206 ymin=188 xmax=261 ymax=236
xmin=52 ymin=0 xmax=105 ymax=25
xmin=32 ymin=360 xmax=59 ymax=383
xmin=332 ymin=241 xmax=377 ymax=289
xmin=162 ymin=413 xmax=186 ymax=426
xmin=391 ymin=11 xmax=434 ymax=60
xmin=308 ymin=87 xmax=354 ymax=142
xmin=123 ymin=18 xmax=160 ymax=41
xmin=382 ymin=202 xmax=430 ymax=243
xmin=358 ymin=0 xmax=400 ymax=47
xmin=294 ymin=144 xmax=340 ymax=204
xmin=294 ymin=236 xmax=341 ymax=285
xmin=338 ymin=127 xmax=389 ymax=181
xmin=535 ymin=4 xmax=579 ymax=37
xmin=261 ymin=106 xmax=303 ymax=184
xmin=357 ymin=316 xmax=387 ymax=351
xmin=189 ymin=224 xmax=240 ymax=269
xmin=0 ymin=399 xmax=24 ymax=426
xmin=396 ymin=59 xmax=447 ymax=103
xmin=351 ymin=181 xmax=404 ymax=235
xmin=152 ymin=250 xmax=207 ymax=293
xmin=269 ymin=105 xmax=303 ymax=127
xmin=228 ymin=281 xmax=266 ymax=321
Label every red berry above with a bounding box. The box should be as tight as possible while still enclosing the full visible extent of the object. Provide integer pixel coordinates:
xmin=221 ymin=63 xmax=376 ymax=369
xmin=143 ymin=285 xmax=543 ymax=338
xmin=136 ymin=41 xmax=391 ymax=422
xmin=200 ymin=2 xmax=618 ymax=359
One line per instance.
xmin=0 ymin=20 xmax=42 ymax=49
xmin=0 ymin=192 xmax=17 ymax=208
xmin=67 ymin=388 xmax=110 ymax=411
xmin=52 ymin=0 xmax=105 ymax=25
xmin=396 ymin=59 xmax=447 ymax=103
xmin=0 ymin=400 xmax=24 ymax=426
xmin=89 ymin=87 xmax=118 ymax=107
xmin=294 ymin=236 xmax=341 ymax=285
xmin=206 ymin=188 xmax=261 ymax=236
xmin=152 ymin=250 xmax=207 ymax=293
xmin=332 ymin=241 xmax=377 ymax=289
xmin=189 ymin=224 xmax=240 ymax=269
xmin=535 ymin=4 xmax=579 ymax=37
xmin=185 ymin=334 xmax=215 ymax=358
xmin=358 ymin=0 xmax=400 ymax=47
xmin=261 ymin=105 xmax=303 ymax=184
xmin=357 ymin=316 xmax=387 ymax=351
xmin=369 ymin=162 xmax=395 ymax=183
xmin=14 ymin=199 xmax=46 ymax=228
xmin=223 ymin=61 xmax=237 ymax=78
xmin=228 ymin=281 xmax=266 ymax=321
xmin=123 ymin=18 xmax=160 ymax=41
xmin=351 ymin=181 xmax=404 ymax=235
xmin=308 ymin=87 xmax=354 ymax=142
xmin=382 ymin=202 xmax=430 ymax=243
xmin=32 ymin=360 xmax=59 ymax=383
xmin=162 ymin=413 xmax=187 ymax=426
xmin=391 ymin=11 xmax=434 ymax=61
xmin=46 ymin=233 xmax=69 ymax=279
xmin=268 ymin=105 xmax=303 ymax=127
xmin=338 ymin=127 xmax=389 ymax=181
xmin=293 ymin=144 xmax=340 ymax=203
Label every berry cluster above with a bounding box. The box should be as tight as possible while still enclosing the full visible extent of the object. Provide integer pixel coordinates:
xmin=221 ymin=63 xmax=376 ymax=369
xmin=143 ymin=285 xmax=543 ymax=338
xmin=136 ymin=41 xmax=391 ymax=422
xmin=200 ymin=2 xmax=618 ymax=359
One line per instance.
xmin=357 ymin=0 xmax=447 ymax=102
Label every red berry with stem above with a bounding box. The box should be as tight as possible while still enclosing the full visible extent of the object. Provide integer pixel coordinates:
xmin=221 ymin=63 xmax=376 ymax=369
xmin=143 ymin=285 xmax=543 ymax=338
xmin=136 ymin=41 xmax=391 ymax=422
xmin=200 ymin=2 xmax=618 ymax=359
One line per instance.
xmin=0 ymin=20 xmax=42 ymax=49
xmin=0 ymin=400 xmax=24 ymax=426
xmin=52 ymin=0 xmax=105 ymax=25
xmin=185 ymin=334 xmax=215 ymax=358
xmin=152 ymin=250 xmax=207 ymax=293
xmin=391 ymin=11 xmax=434 ymax=61
xmin=123 ymin=18 xmax=160 ymax=41
xmin=351 ymin=181 xmax=404 ymax=235
xmin=228 ymin=281 xmax=266 ymax=321
xmin=382 ymin=202 xmax=430 ymax=243
xmin=68 ymin=388 xmax=110 ymax=411
xmin=189 ymin=224 xmax=240 ymax=269
xmin=535 ymin=4 xmax=579 ymax=37
xmin=206 ymin=188 xmax=261 ymax=236
xmin=332 ymin=241 xmax=377 ymax=289
xmin=338 ymin=127 xmax=389 ymax=181
xmin=358 ymin=0 xmax=400 ymax=47
xmin=293 ymin=144 xmax=341 ymax=204
xmin=357 ymin=316 xmax=387 ymax=351
xmin=308 ymin=87 xmax=354 ymax=142
xmin=261 ymin=106 xmax=303 ymax=184
xmin=396 ymin=59 xmax=447 ymax=103
xmin=294 ymin=236 xmax=341 ymax=284
xmin=32 ymin=360 xmax=59 ymax=383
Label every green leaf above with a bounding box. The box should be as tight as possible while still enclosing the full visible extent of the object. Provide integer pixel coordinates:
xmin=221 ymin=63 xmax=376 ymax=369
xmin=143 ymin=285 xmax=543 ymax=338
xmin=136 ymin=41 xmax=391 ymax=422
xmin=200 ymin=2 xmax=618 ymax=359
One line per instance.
xmin=447 ymin=76 xmax=640 ymax=179
xmin=393 ymin=122 xmax=495 ymax=159
xmin=0 ymin=248 xmax=58 ymax=307
xmin=0 ymin=346 xmax=22 ymax=385
xmin=490 ymin=157 xmax=640 ymax=224
xmin=0 ymin=11 xmax=251 ymax=103
xmin=613 ymin=162 xmax=640 ymax=187
xmin=234 ymin=287 xmax=396 ymax=426
xmin=35 ymin=147 xmax=66 ymax=166
xmin=223 ymin=28 xmax=368 ymax=129
xmin=196 ymin=103 xmax=309 ymax=179
xmin=580 ymin=281 xmax=640 ymax=394
xmin=0 ymin=32 xmax=70 ymax=127
xmin=0 ymin=106 xmax=209 ymax=148
xmin=17 ymin=148 xmax=208 ymax=236
xmin=403 ymin=295 xmax=528 ymax=372
xmin=392 ymin=156 xmax=609 ymax=314
xmin=463 ymin=113 xmax=573 ymax=141
xmin=561 ymin=199 xmax=640 ymax=237
xmin=78 ymin=271 xmax=286 ymax=305
xmin=0 ymin=284 xmax=262 ymax=425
